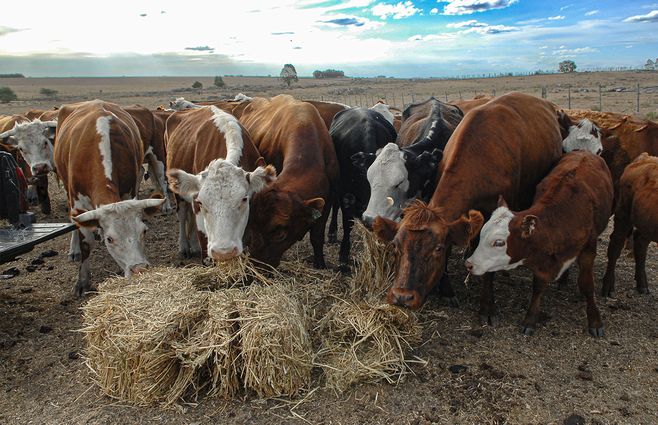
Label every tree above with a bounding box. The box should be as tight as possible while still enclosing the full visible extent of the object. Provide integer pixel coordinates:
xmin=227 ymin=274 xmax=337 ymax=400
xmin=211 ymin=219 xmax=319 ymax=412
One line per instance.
xmin=280 ymin=64 xmax=298 ymax=87
xmin=645 ymin=59 xmax=655 ymax=71
xmin=558 ymin=60 xmax=577 ymax=73
xmin=191 ymin=81 xmax=203 ymax=89
xmin=39 ymin=88 xmax=58 ymax=98
xmin=213 ymin=76 xmax=225 ymax=87
xmin=312 ymin=69 xmax=345 ymax=79
xmin=0 ymin=87 xmax=17 ymax=103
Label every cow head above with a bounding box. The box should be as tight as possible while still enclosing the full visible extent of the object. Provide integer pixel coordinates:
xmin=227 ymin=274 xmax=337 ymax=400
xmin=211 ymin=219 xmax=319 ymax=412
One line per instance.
xmin=374 ymin=200 xmax=483 ymax=309
xmin=169 ymin=97 xmax=201 ymax=111
xmin=72 ymin=196 xmax=165 ymax=276
xmin=246 ymin=188 xmax=325 ymax=267
xmin=465 ymin=197 xmax=529 ymax=276
xmin=369 ymin=102 xmax=395 ymax=125
xmin=167 ymin=159 xmax=276 ymax=261
xmin=562 ymin=119 xmax=603 ymax=155
xmin=0 ymin=119 xmax=57 ymax=175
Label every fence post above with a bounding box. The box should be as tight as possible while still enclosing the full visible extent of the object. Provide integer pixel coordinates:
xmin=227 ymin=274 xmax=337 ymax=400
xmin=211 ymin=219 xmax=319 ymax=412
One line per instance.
xmin=411 ymin=93 xmax=415 ymax=103
xmin=568 ymin=85 xmax=571 ymax=109
xmin=598 ymin=84 xmax=602 ymax=112
xmin=637 ymin=83 xmax=640 ymax=114
xmin=401 ymin=93 xmax=405 ymax=107
xmin=492 ymin=89 xmax=496 ymax=97
xmin=459 ymin=91 xmax=462 ymax=100
xmin=445 ymin=91 xmax=448 ymax=102
xmin=541 ymin=86 xmax=547 ymax=99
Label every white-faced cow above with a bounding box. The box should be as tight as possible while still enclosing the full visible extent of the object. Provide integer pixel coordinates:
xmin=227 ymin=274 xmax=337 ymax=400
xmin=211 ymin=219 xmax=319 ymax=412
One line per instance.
xmin=54 ymin=100 xmax=164 ymax=296
xmin=165 ymin=105 xmax=269 ymax=261
xmin=557 ymin=111 xmax=603 ymax=155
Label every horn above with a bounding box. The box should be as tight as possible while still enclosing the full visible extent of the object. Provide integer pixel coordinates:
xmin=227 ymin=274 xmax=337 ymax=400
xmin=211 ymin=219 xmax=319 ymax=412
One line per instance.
xmin=0 ymin=127 xmax=17 ymax=139
xmin=386 ymin=196 xmax=395 ymax=207
xmin=44 ymin=120 xmax=58 ymax=128
xmin=73 ymin=208 xmax=102 ymax=223
xmin=135 ymin=198 xmax=166 ymax=209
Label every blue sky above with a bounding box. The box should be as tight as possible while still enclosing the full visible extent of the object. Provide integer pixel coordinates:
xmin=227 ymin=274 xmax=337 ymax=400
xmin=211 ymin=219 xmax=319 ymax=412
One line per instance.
xmin=0 ymin=0 xmax=656 ymax=77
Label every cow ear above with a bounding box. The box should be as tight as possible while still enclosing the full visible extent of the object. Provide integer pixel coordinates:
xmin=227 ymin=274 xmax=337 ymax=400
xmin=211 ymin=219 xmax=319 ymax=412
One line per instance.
xmin=351 ymin=152 xmax=376 ymax=171
xmin=303 ymin=197 xmax=325 ymax=222
xmin=255 ymin=156 xmax=267 ymax=168
xmin=71 ymin=208 xmax=100 ymax=230
xmin=448 ymin=210 xmax=484 ymax=247
xmin=497 ymin=195 xmax=508 ymax=208
xmin=373 ymin=216 xmax=399 ymax=242
xmin=521 ymin=215 xmax=538 ymax=239
xmin=167 ymin=169 xmax=201 ymax=198
xmin=415 ymin=148 xmax=443 ymax=174
xmin=247 ymin=165 xmax=277 ymax=193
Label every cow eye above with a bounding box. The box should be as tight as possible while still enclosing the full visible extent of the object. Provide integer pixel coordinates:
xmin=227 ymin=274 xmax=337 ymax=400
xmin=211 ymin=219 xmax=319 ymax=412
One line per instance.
xmin=272 ymin=229 xmax=286 ymax=242
xmin=493 ymin=239 xmax=506 ymax=247
xmin=434 ymin=245 xmax=443 ymax=253
xmin=241 ymin=197 xmax=248 ymax=203
xmin=106 ymin=236 xmax=114 ymax=244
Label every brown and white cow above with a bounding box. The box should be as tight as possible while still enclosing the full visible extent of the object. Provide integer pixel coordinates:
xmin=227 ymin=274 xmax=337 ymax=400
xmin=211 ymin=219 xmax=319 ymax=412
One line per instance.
xmin=602 ymin=153 xmax=658 ymax=296
xmin=164 ymin=105 xmax=270 ymax=260
xmin=54 ymin=100 xmax=164 ymax=296
xmin=238 ymin=94 xmax=339 ymax=268
xmin=303 ymin=100 xmax=349 ymax=131
xmin=465 ymin=151 xmax=613 ymax=336
xmin=25 ymin=108 xmax=59 ymax=121
xmin=373 ymin=92 xmax=563 ymax=321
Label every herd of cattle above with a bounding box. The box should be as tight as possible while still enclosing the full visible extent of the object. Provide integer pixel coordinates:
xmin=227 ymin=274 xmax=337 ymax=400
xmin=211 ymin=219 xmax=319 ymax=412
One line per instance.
xmin=1 ymin=91 xmax=657 ymax=337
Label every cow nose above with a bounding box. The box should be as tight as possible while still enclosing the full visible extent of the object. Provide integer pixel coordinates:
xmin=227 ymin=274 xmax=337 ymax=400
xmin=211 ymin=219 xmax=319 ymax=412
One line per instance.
xmin=596 ymin=148 xmax=602 ymax=155
xmin=361 ymin=215 xmax=374 ymax=229
xmin=129 ymin=263 xmax=149 ymax=275
xmin=32 ymin=163 xmax=51 ymax=175
xmin=465 ymin=260 xmax=473 ymax=272
xmin=387 ymin=288 xmax=420 ymax=309
xmin=211 ymin=247 xmax=239 ymax=262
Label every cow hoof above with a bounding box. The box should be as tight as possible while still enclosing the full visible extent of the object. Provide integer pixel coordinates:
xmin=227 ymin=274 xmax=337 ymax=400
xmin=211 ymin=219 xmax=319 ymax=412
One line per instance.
xmin=444 ymin=296 xmax=460 ymax=308
xmin=636 ymin=286 xmax=649 ymax=295
xmin=328 ymin=233 xmax=338 ymax=244
xmin=521 ymin=326 xmax=536 ymax=336
xmin=314 ymin=261 xmax=327 ymax=270
xmin=74 ymin=281 xmax=91 ymax=298
xmin=589 ymin=326 xmax=605 ymax=338
xmin=601 ymin=289 xmax=613 ymax=298
xmin=338 ymin=263 xmax=351 ymax=274
xmin=26 ymin=187 xmax=39 ymax=205
xmin=68 ymin=252 xmax=81 ymax=262
xmin=479 ymin=314 xmax=498 ymax=327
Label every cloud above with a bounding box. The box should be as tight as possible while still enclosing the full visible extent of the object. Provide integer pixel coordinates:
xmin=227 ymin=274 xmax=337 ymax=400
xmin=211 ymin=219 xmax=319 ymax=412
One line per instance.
xmin=271 ymin=31 xmax=295 ymax=35
xmin=408 ymin=33 xmax=456 ymax=41
xmin=560 ymin=4 xmax=573 ymax=11
xmin=430 ymin=7 xmax=439 ymax=15
xmin=185 ymin=45 xmax=214 ymax=52
xmin=441 ymin=0 xmax=518 ymax=16
xmin=0 ymin=26 xmax=22 ymax=37
xmin=548 ymin=15 xmax=565 ymax=20
xmin=623 ymin=10 xmax=658 ymax=22
xmin=372 ymin=1 xmax=420 ymax=19
xmin=552 ymin=46 xmax=599 ymax=56
xmin=447 ymin=19 xmax=517 ymax=34
xmin=585 ymin=10 xmax=599 ymax=16
xmin=139 ymin=13 xmax=147 ymax=17
xmin=321 ymin=17 xmax=365 ymax=26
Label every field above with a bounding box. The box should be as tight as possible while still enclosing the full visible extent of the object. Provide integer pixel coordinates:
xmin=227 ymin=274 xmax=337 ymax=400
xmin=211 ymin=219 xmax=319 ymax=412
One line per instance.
xmin=1 ymin=73 xmax=658 ymax=424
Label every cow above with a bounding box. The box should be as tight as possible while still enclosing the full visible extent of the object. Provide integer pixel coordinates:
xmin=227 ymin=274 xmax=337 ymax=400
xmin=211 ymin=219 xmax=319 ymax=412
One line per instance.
xmin=602 ymin=153 xmax=658 ymax=297
xmin=465 ymin=151 xmax=613 ymax=336
xmin=361 ymin=97 xmax=463 ymax=226
xmin=327 ymin=107 xmax=397 ymax=266
xmin=25 ymin=108 xmax=59 ymax=121
xmin=372 ymin=92 xmax=563 ymax=322
xmin=169 ymin=97 xmax=202 ymax=111
xmin=302 ymin=100 xmax=349 ymax=131
xmin=0 ymin=115 xmax=55 ymax=213
xmin=370 ymin=101 xmax=402 ymax=132
xmin=450 ymin=95 xmax=493 ymax=114
xmin=54 ymin=100 xmax=164 ymax=296
xmin=238 ymin=95 xmax=339 ymax=268
xmin=558 ymin=115 xmax=603 ymax=155
xmin=123 ymin=105 xmax=173 ymax=214
xmin=164 ymin=105 xmax=269 ymax=261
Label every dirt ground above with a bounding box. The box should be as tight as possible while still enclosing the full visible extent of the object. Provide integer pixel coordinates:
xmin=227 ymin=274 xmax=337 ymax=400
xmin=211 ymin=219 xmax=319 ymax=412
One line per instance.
xmin=1 ymin=74 xmax=657 ymax=424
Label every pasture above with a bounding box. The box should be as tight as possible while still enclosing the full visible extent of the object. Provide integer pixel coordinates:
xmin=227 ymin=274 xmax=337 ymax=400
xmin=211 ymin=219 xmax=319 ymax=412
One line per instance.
xmin=1 ymin=73 xmax=658 ymax=424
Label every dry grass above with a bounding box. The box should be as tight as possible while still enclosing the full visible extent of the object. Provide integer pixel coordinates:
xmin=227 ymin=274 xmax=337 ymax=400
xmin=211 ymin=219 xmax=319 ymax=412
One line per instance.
xmin=350 ymin=221 xmax=396 ymax=298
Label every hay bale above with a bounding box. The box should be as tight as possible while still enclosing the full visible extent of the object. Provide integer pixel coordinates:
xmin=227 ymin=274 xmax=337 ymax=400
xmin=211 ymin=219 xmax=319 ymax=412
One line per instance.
xmin=351 ymin=220 xmax=396 ymax=297
xmin=236 ymin=283 xmax=313 ymax=398
xmin=317 ymin=298 xmax=421 ymax=392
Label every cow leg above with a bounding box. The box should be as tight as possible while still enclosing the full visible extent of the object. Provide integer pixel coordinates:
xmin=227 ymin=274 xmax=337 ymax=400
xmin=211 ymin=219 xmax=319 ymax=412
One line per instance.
xmin=478 ymin=272 xmax=497 ymax=326
xmin=520 ymin=276 xmax=550 ymax=335
xmin=578 ymin=243 xmax=604 ymax=337
xmin=438 ymin=246 xmax=459 ymax=307
xmin=328 ymin=196 xmax=339 ymax=244
xmin=74 ymin=227 xmax=96 ymax=297
xmin=176 ymin=200 xmax=192 ymax=258
xmin=68 ymin=229 xmax=81 ymax=262
xmin=601 ymin=218 xmax=632 ymax=297
xmin=26 ymin=185 xmax=39 ymax=205
xmin=35 ymin=175 xmax=51 ymax=214
xmin=556 ymin=268 xmax=570 ymax=290
xmin=632 ymin=230 xmax=650 ymax=294
xmin=146 ymin=152 xmax=173 ymax=215
xmin=197 ymin=231 xmax=209 ymax=264
xmin=309 ymin=214 xmax=328 ymax=269
xmin=338 ymin=208 xmax=353 ymax=269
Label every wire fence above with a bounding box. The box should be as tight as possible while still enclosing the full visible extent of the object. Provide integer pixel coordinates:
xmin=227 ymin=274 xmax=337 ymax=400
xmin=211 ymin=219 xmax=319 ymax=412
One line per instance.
xmin=303 ymin=83 xmax=657 ymax=117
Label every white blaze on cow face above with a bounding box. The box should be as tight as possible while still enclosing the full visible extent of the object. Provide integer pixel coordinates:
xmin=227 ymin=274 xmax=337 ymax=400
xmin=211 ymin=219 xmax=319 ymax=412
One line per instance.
xmin=73 ymin=198 xmax=164 ymax=275
xmin=96 ymin=116 xmax=114 ymax=181
xmin=562 ymin=119 xmax=603 ymax=155
xmin=233 ymin=93 xmax=252 ymax=101
xmin=466 ymin=206 xmax=524 ymax=275
xmin=370 ymin=102 xmax=395 ymax=125
xmin=168 ymin=160 xmax=276 ymax=261
xmin=0 ymin=120 xmax=57 ymax=175
xmin=209 ymin=106 xmax=243 ymax=165
xmin=169 ymin=97 xmax=202 ymax=111
xmin=363 ymin=143 xmax=409 ymax=223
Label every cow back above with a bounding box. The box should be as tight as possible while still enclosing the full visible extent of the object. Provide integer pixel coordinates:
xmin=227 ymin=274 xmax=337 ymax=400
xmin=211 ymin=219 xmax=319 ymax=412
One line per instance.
xmin=397 ymin=98 xmax=463 ymax=148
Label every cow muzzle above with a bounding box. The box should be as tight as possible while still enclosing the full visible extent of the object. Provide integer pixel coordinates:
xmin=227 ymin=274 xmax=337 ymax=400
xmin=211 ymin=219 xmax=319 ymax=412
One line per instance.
xmin=361 ymin=215 xmax=374 ymax=229
xmin=387 ymin=287 xmax=422 ymax=310
xmin=32 ymin=163 xmax=52 ymax=175
xmin=210 ymin=247 xmax=240 ymax=262
xmin=129 ymin=263 xmax=149 ymax=275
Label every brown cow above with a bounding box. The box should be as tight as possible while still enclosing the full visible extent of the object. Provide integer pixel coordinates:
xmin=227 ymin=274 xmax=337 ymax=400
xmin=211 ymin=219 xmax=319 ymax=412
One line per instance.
xmin=450 ymin=95 xmax=493 ymax=114
xmin=54 ymin=100 xmax=164 ymax=296
xmin=602 ymin=153 xmax=658 ymax=296
xmin=465 ymin=151 xmax=613 ymax=336
xmin=373 ymin=92 xmax=563 ymax=322
xmin=25 ymin=108 xmax=59 ymax=121
xmin=164 ymin=105 xmax=269 ymax=260
xmin=238 ymin=95 xmax=339 ymax=268
xmin=303 ymin=100 xmax=349 ymax=130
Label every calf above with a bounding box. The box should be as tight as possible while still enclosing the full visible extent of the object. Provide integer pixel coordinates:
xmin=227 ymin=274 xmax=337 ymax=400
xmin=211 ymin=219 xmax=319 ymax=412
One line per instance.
xmin=602 ymin=153 xmax=658 ymax=296
xmin=239 ymin=95 xmax=339 ymax=268
xmin=373 ymin=93 xmax=563 ymax=321
xmin=54 ymin=100 xmax=164 ymax=296
xmin=465 ymin=151 xmax=613 ymax=336
xmin=361 ymin=97 xmax=463 ymax=225
xmin=327 ymin=107 xmax=397 ymax=265
xmin=164 ymin=105 xmax=269 ymax=260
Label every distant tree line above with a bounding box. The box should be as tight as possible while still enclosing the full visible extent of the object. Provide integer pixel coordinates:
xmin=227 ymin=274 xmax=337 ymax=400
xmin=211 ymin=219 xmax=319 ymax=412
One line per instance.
xmin=0 ymin=73 xmax=25 ymax=78
xmin=313 ymin=69 xmax=345 ymax=79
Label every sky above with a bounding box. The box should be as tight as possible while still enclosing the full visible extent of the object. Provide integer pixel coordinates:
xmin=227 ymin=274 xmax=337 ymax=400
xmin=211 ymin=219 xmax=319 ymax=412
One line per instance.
xmin=0 ymin=0 xmax=656 ymax=78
